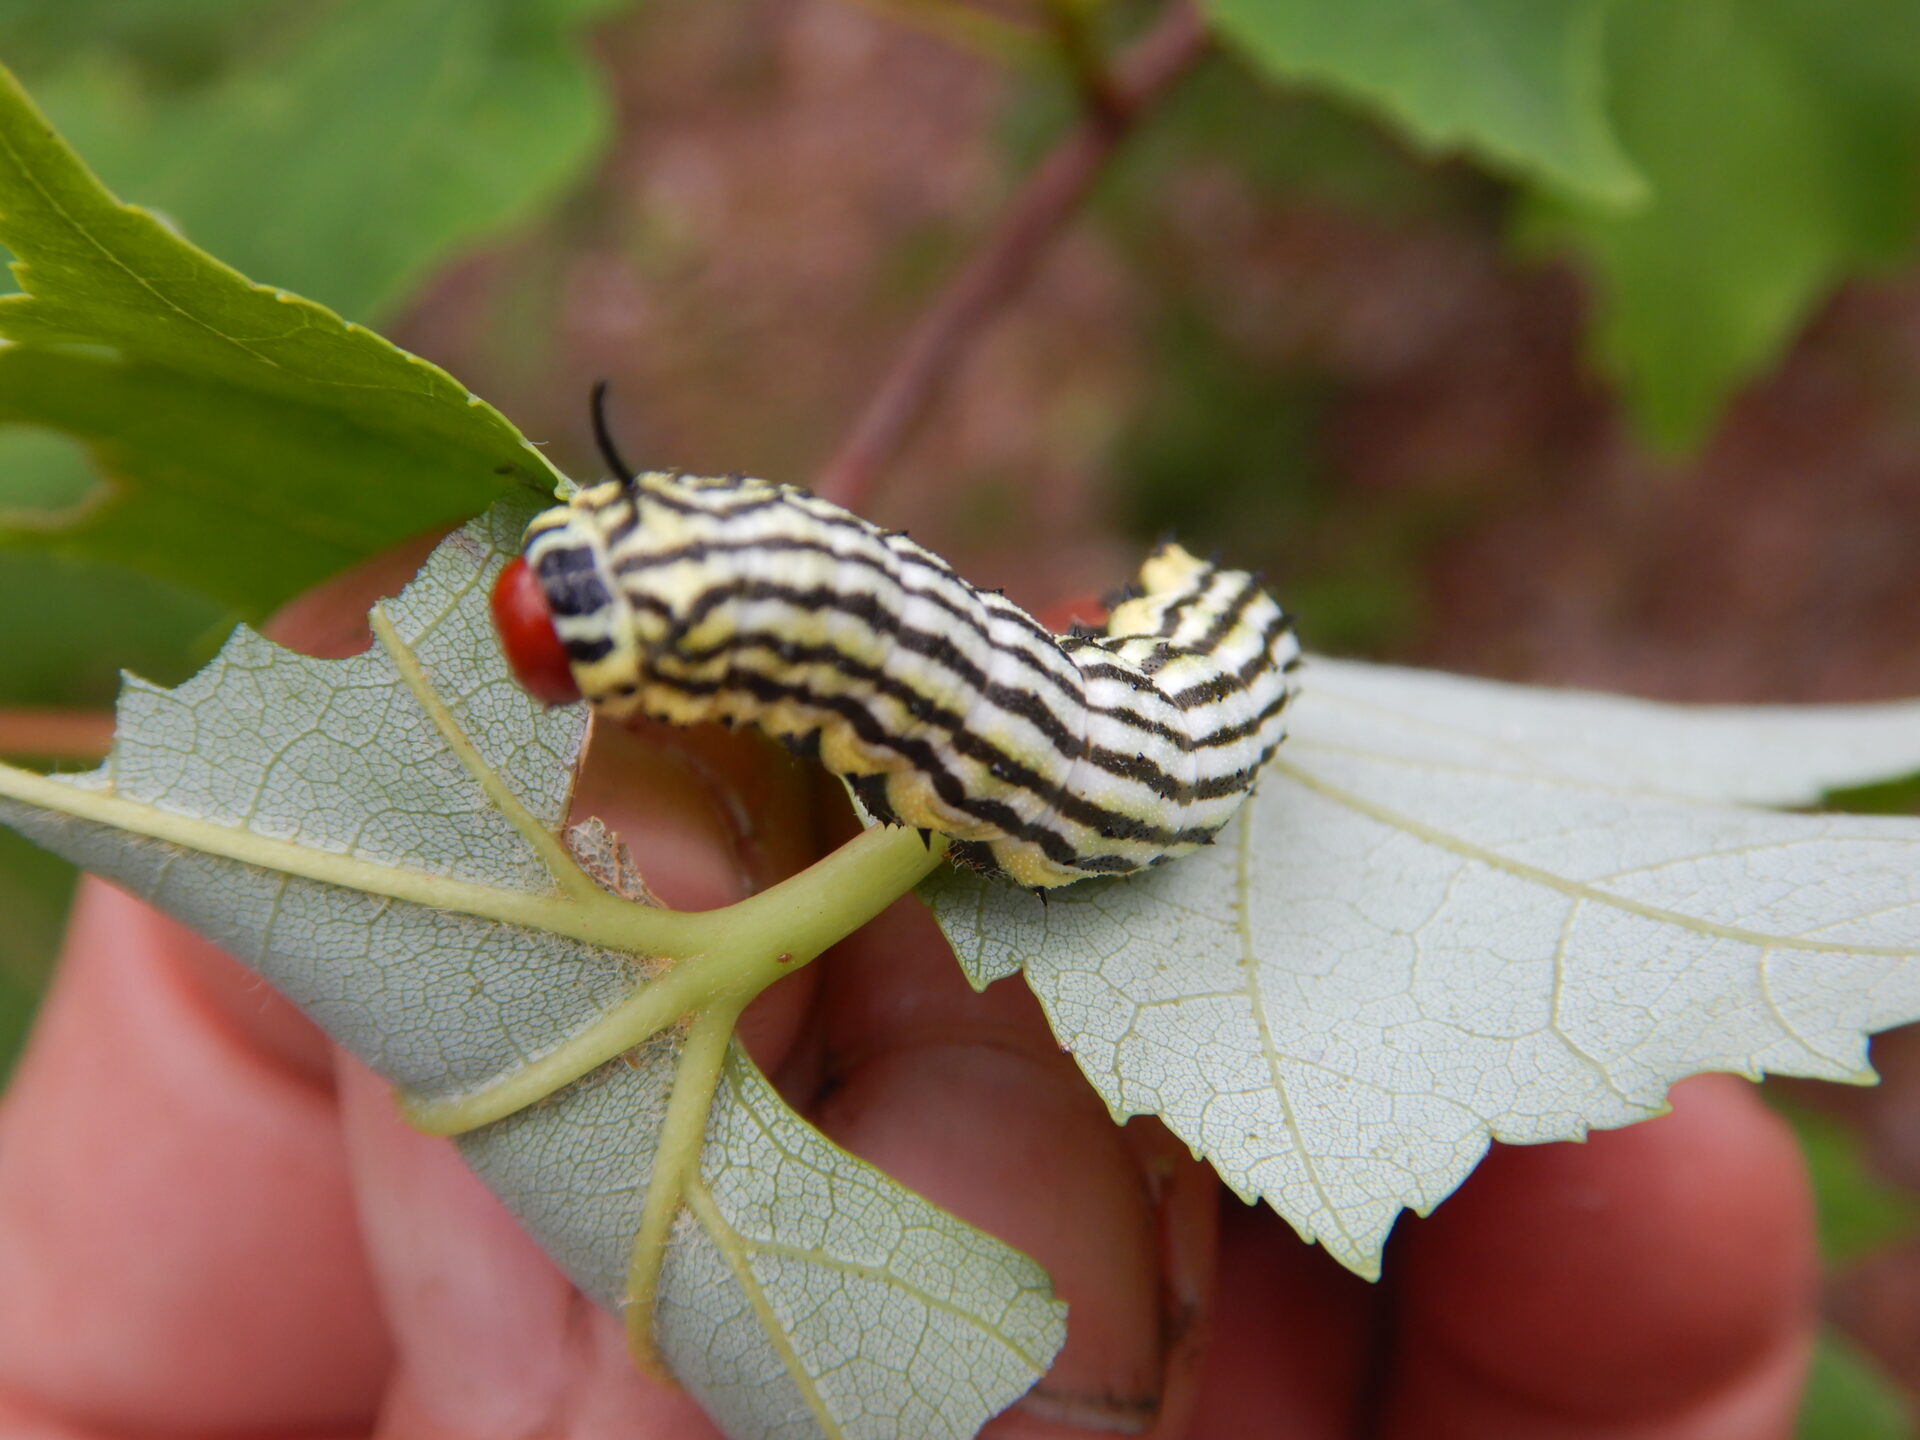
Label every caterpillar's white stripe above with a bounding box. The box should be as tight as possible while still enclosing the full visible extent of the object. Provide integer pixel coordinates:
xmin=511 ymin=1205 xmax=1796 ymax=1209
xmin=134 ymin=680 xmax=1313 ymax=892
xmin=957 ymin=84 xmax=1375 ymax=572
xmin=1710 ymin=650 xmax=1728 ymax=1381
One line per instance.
xmin=521 ymin=472 xmax=1301 ymax=888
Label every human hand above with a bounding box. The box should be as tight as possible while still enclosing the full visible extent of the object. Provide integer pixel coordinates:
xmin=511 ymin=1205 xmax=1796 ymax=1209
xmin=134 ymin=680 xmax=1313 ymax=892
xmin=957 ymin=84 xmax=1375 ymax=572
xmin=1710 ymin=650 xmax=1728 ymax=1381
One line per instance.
xmin=0 ymin=551 xmax=1818 ymax=1440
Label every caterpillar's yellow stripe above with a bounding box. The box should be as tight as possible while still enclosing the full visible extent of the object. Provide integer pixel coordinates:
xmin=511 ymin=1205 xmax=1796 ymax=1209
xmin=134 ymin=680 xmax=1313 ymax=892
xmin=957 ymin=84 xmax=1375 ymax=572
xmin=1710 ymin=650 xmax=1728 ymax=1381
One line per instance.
xmin=522 ymin=472 xmax=1300 ymax=889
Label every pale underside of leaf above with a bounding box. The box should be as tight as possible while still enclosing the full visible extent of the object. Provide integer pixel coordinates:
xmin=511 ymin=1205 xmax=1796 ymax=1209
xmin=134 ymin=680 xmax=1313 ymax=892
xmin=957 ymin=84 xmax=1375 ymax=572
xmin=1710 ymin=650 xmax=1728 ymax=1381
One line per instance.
xmin=927 ymin=655 xmax=1920 ymax=1277
xmin=1305 ymin=657 xmax=1920 ymax=806
xmin=0 ymin=508 xmax=1063 ymax=1440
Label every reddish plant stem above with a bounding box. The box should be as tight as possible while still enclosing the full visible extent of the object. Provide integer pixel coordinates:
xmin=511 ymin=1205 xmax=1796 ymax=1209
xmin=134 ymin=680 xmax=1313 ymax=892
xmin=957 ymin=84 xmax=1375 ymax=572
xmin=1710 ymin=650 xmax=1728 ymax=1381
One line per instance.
xmin=814 ymin=0 xmax=1210 ymax=510
xmin=0 ymin=709 xmax=115 ymax=764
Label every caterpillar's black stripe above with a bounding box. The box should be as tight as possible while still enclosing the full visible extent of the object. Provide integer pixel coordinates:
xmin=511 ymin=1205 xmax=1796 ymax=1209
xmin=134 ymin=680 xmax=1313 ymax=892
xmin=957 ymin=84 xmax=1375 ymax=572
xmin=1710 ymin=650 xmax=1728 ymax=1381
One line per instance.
xmin=660 ymin=667 xmax=1223 ymax=866
xmin=564 ymin=635 xmax=615 ymax=663
xmin=634 ymin=572 xmax=1275 ymax=755
xmin=520 ymin=468 xmax=1301 ymax=887
xmin=664 ymin=612 xmax=1282 ymax=780
xmin=664 ymin=629 xmax=1271 ymax=807
xmin=1069 ymin=640 xmax=1287 ymax=707
xmin=1194 ymin=574 xmax=1264 ymax=653
xmin=614 ymin=533 xmax=1073 ymax=686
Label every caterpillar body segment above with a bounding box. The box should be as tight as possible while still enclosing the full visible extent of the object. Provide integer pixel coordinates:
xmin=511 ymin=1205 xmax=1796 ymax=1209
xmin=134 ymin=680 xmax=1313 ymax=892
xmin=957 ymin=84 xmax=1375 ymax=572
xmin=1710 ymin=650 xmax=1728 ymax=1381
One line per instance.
xmin=502 ymin=472 xmax=1301 ymax=888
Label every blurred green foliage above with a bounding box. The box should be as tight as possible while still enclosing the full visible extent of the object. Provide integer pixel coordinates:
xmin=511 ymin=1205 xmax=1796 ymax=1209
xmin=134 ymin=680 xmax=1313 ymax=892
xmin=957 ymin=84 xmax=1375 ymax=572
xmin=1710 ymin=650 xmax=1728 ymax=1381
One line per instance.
xmin=1094 ymin=60 xmax=1489 ymax=656
xmin=1528 ymin=0 xmax=1920 ymax=449
xmin=1777 ymin=1096 xmax=1920 ymax=1268
xmin=1803 ymin=1326 xmax=1918 ymax=1439
xmin=1824 ymin=771 xmax=1920 ymax=817
xmin=1111 ymin=308 xmax=1447 ymax=657
xmin=1215 ymin=0 xmax=1920 ymax=449
xmin=1205 ymin=0 xmax=1644 ymax=205
xmin=3 ymin=0 xmax=623 ymax=322
xmin=0 ymin=546 xmax=227 ymax=710
xmin=0 ymin=827 xmax=75 ymax=1082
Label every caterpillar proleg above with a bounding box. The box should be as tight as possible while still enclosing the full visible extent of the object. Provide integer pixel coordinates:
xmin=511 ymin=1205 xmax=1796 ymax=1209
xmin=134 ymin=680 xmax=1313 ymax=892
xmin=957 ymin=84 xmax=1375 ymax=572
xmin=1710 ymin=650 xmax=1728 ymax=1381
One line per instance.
xmin=493 ymin=445 xmax=1300 ymax=888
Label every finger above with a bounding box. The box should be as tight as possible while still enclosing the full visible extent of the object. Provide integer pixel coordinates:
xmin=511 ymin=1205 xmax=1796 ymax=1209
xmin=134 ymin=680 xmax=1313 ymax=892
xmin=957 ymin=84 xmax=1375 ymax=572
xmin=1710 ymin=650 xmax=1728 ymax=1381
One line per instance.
xmin=336 ymin=1056 xmax=725 ymax=1440
xmin=0 ymin=880 xmax=392 ymax=1435
xmin=799 ymin=893 xmax=1219 ymax=1438
xmin=1186 ymin=1199 xmax=1375 ymax=1439
xmin=1387 ymin=1074 xmax=1817 ymax=1438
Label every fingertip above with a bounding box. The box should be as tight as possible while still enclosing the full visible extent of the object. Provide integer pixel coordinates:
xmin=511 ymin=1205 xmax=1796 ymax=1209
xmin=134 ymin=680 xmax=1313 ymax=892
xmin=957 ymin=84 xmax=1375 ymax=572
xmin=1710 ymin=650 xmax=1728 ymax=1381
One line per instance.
xmin=336 ymin=1056 xmax=576 ymax=1439
xmin=822 ymin=1035 xmax=1167 ymax=1431
xmin=1187 ymin=1200 xmax=1373 ymax=1440
xmin=341 ymin=1058 xmax=724 ymax=1440
xmin=811 ymin=899 xmax=1212 ymax=1437
xmin=1391 ymin=1075 xmax=1817 ymax=1433
xmin=0 ymin=880 xmax=390 ymax=1433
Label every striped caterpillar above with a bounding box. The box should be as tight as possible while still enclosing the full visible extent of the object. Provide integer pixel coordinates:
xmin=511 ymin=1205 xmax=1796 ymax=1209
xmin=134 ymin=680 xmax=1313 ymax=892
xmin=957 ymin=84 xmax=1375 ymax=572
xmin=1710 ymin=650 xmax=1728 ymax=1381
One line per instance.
xmin=492 ymin=431 xmax=1300 ymax=889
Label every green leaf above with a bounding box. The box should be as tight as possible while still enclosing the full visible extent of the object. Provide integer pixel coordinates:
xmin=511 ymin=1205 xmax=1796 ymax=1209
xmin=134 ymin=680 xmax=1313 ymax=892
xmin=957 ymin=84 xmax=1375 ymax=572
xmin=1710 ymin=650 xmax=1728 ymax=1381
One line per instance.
xmin=1801 ymin=1326 xmax=1916 ymax=1440
xmin=1530 ymin=0 xmax=1920 ymax=449
xmin=17 ymin=0 xmax=624 ymax=322
xmin=925 ymin=658 xmax=1920 ymax=1277
xmin=0 ymin=510 xmax=1064 ymax=1439
xmin=0 ymin=62 xmax=561 ymax=617
xmin=1204 ymin=0 xmax=1644 ymax=205
xmin=1827 ymin=770 xmax=1920 ymax=818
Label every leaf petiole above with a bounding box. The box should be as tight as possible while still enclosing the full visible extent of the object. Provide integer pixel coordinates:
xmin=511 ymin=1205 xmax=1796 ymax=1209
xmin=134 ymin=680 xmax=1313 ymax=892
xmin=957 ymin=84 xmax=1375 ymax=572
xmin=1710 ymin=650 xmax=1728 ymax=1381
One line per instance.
xmin=623 ymin=1001 xmax=743 ymax=1380
xmin=399 ymin=821 xmax=950 ymax=1135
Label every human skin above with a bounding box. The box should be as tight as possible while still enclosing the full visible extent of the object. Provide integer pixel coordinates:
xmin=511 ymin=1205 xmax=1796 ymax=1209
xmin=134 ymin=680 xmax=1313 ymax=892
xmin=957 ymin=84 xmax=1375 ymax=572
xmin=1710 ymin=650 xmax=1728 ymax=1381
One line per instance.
xmin=0 ymin=547 xmax=1818 ymax=1439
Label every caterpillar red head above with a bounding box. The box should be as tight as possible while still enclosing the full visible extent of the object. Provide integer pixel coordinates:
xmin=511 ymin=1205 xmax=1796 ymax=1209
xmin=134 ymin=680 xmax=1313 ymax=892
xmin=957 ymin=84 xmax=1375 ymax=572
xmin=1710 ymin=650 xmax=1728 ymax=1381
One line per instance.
xmin=490 ymin=554 xmax=581 ymax=707
xmin=492 ymin=381 xmax=638 ymax=708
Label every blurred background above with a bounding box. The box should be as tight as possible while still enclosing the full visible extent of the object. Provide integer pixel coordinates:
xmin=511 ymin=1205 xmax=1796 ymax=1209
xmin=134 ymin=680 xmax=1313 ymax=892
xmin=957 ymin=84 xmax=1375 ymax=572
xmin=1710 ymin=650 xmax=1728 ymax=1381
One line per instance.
xmin=2 ymin=1 xmax=1919 ymax=1431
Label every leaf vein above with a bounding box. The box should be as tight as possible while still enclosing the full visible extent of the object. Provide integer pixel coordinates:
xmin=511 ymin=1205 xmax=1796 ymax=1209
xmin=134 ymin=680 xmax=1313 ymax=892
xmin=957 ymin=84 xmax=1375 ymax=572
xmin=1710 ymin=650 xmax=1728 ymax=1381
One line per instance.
xmin=1275 ymin=759 xmax=1920 ymax=960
